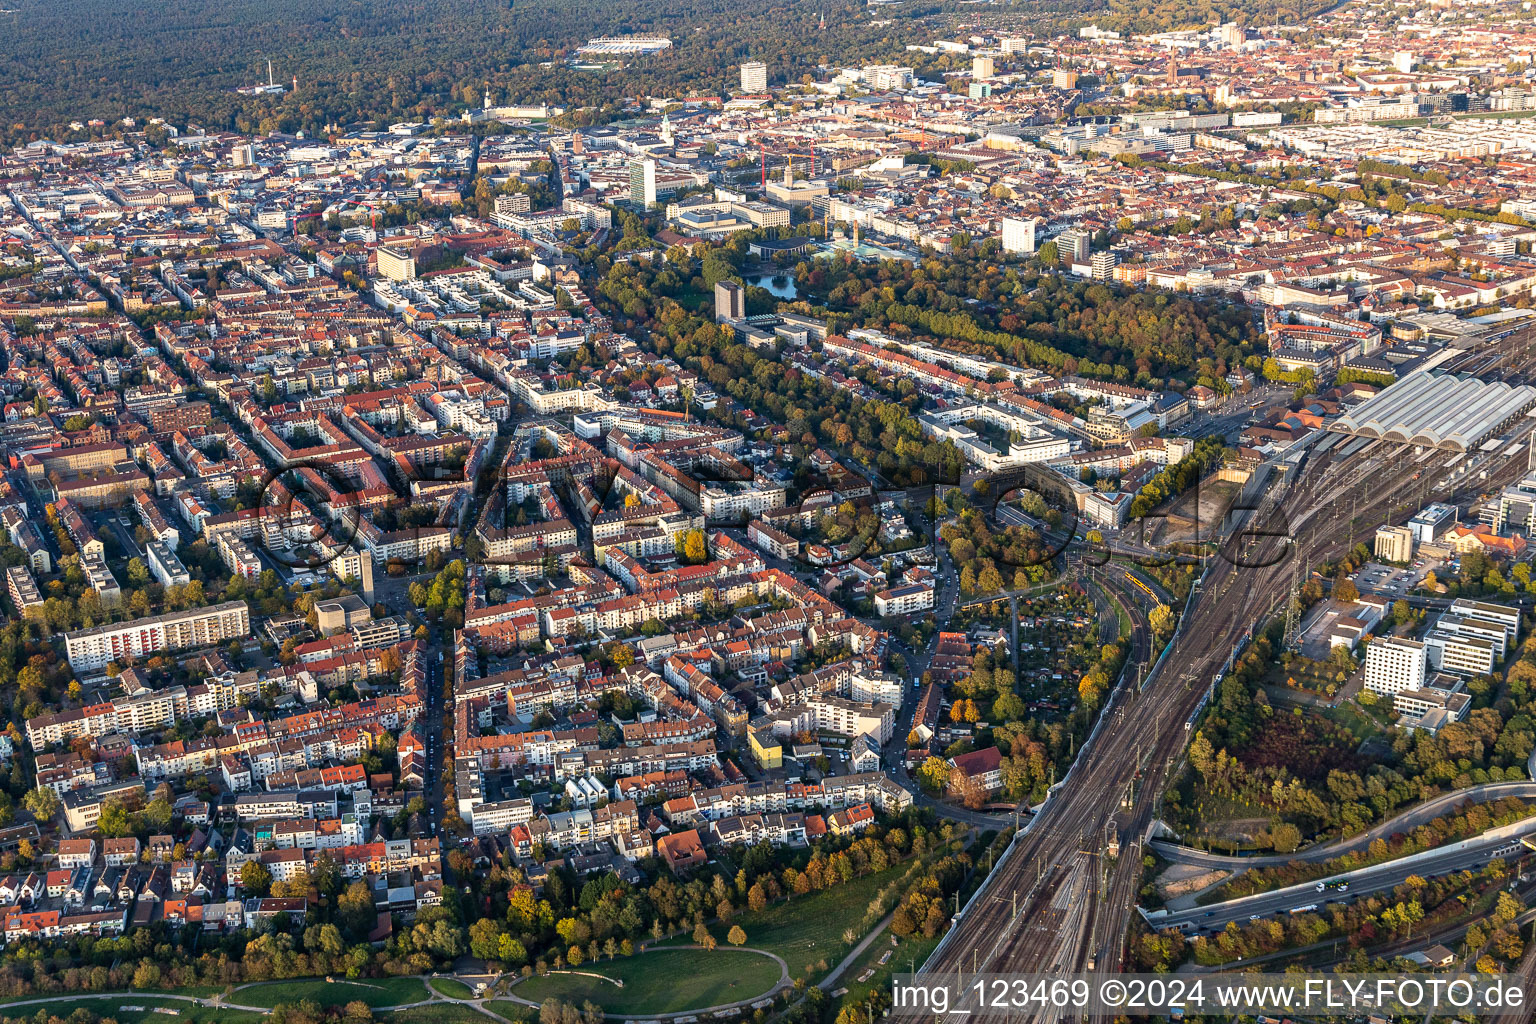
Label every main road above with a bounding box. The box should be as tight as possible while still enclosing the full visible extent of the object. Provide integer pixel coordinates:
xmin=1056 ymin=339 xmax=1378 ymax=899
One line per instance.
xmin=920 ymin=437 xmax=1490 ymax=1021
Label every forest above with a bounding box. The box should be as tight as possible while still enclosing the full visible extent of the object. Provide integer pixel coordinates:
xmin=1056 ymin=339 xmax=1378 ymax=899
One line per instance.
xmin=1165 ymin=613 xmax=1536 ymax=852
xmin=0 ymin=0 xmax=1335 ymax=145
xmin=1099 ymin=0 xmax=1343 ymax=34
xmin=0 ymin=0 xmax=949 ymax=145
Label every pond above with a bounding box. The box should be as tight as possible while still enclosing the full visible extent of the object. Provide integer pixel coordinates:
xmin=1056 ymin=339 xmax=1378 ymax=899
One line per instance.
xmin=746 ymin=272 xmax=798 ymax=299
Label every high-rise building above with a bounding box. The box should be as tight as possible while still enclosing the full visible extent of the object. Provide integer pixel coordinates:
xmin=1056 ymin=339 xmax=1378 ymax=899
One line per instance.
xmin=629 ymin=158 xmax=658 ymax=210
xmin=740 ymin=60 xmax=768 ymax=94
xmin=1090 ymin=250 xmax=1120 ymax=280
xmin=494 ymin=193 xmax=531 ymax=218
xmin=972 ymin=56 xmax=995 ymax=80
xmin=1057 ymin=229 xmax=1091 ymax=266
xmin=1217 ymin=22 xmax=1245 ymax=48
xmin=1051 ymin=69 xmax=1079 ymax=90
xmin=1364 ymin=636 xmax=1427 ymax=696
xmin=714 ymin=280 xmax=744 ymax=322
xmin=1498 ymin=473 xmax=1536 ymax=533
xmin=1001 ymin=217 xmax=1036 ymax=255
xmin=376 ymin=246 xmax=416 ymax=282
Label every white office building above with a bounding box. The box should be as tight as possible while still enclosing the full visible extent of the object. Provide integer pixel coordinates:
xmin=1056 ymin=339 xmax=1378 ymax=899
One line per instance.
xmin=1448 ymin=599 xmax=1521 ymax=646
xmin=1407 ymin=503 xmax=1459 ymax=544
xmin=1423 ymin=629 xmax=1499 ymax=677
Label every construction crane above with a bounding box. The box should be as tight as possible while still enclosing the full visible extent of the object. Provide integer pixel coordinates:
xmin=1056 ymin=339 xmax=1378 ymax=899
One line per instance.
xmin=759 ymin=146 xmax=818 ymax=189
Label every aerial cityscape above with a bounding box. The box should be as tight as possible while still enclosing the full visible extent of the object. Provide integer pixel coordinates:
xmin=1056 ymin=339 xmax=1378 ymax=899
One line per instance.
xmin=4 ymin=0 xmax=1536 ymax=1020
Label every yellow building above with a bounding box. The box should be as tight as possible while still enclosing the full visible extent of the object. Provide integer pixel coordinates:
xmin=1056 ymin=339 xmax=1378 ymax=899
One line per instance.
xmin=748 ymin=726 xmax=782 ymax=770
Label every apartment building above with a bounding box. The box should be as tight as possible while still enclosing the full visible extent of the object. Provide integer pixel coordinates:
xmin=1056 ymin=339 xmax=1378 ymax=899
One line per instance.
xmin=5 ymin=566 xmax=43 ymax=621
xmin=740 ymin=60 xmax=768 ymax=93
xmin=376 ymin=246 xmax=416 ymax=282
xmin=62 ymin=601 xmax=251 ymax=672
xmin=873 ymin=583 xmax=934 ymax=617
xmin=145 ymin=540 xmax=191 ymax=587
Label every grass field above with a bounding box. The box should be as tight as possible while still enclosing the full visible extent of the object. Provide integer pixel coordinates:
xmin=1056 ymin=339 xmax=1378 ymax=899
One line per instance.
xmin=238 ymin=977 xmax=429 ymax=1009
xmin=837 ymin=929 xmax=940 ymax=1009
xmin=485 ymin=1000 xmax=536 ymax=1022
xmin=1325 ymin=699 xmax=1384 ymax=742
xmin=382 ymin=1006 xmax=494 ymax=1024
xmin=682 ymin=865 xmax=905 ymax=979
xmin=513 ymin=949 xmax=781 ymax=1015
xmin=0 ymin=997 xmax=262 ymax=1024
xmin=428 ymin=979 xmax=474 ymax=999
xmin=671 ymin=289 xmax=711 ymax=313
xmin=0 ymin=989 xmax=228 ymax=1007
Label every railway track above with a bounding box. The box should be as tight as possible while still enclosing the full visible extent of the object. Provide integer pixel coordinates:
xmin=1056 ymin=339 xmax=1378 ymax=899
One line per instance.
xmin=922 ymin=440 xmax=1463 ymax=1022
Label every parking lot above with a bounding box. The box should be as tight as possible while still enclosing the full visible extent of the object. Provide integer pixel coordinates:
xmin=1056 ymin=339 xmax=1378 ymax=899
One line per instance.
xmin=1348 ymin=557 xmax=1441 ymax=598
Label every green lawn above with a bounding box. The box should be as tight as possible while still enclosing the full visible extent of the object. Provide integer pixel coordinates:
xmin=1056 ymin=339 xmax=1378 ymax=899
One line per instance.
xmin=0 ymin=997 xmax=262 ymax=1024
xmin=0 ymin=989 xmax=227 ymax=1007
xmin=679 ymin=865 xmax=906 ymax=980
xmin=238 ymin=977 xmax=429 ymax=1009
xmin=383 ymin=1006 xmax=495 ymax=1024
xmin=485 ymin=1000 xmax=536 ymax=1023
xmin=671 ymin=289 xmax=711 ymax=312
xmin=831 ymin=927 xmax=940 ymax=1011
xmin=1325 ymin=700 xmax=1383 ymax=742
xmin=428 ymin=978 xmax=474 ymax=999
xmin=512 ymin=949 xmax=782 ymax=1015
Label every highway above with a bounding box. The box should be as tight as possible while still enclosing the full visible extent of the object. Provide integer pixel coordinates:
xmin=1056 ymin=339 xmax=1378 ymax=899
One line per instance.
xmin=920 ymin=435 xmax=1488 ymax=1022
xmin=1150 ymin=781 xmax=1536 ymax=869
xmin=1149 ymin=821 xmax=1536 ymax=936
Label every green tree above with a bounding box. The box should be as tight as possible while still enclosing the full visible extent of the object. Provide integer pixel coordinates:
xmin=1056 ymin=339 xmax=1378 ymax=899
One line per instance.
xmin=339 ymin=879 xmax=376 ymax=934
xmin=22 ymin=786 xmax=59 ymax=821
xmin=240 ymin=859 xmax=273 ymax=896
xmin=97 ymin=800 xmax=133 ymax=838
xmin=917 ymin=756 xmax=950 ymax=792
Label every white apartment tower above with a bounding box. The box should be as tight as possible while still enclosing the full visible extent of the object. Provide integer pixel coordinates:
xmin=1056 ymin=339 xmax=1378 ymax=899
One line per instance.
xmin=740 ymin=61 xmax=768 ymax=94
xmin=376 ymin=246 xmax=416 ymax=282
xmin=1001 ymin=217 xmax=1037 ymax=254
xmin=629 ymin=158 xmax=658 ymax=210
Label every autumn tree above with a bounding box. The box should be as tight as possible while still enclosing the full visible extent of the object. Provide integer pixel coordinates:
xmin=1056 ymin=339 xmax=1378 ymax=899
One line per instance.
xmin=240 ymin=860 xmax=273 ymax=896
